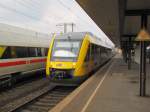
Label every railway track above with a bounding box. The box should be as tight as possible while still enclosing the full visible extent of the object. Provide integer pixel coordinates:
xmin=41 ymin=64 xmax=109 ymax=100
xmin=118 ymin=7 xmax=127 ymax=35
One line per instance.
xmin=14 ymin=86 xmax=76 ymax=112
xmin=0 ymin=80 xmax=76 ymax=112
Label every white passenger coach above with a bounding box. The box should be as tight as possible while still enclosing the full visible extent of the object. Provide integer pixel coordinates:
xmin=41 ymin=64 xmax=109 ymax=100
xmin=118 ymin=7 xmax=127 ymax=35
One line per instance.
xmin=0 ymin=23 xmax=51 ymax=85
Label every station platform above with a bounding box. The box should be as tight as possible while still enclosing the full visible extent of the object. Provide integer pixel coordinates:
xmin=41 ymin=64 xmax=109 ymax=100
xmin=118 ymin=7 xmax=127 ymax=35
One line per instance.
xmin=50 ymin=54 xmax=150 ymax=112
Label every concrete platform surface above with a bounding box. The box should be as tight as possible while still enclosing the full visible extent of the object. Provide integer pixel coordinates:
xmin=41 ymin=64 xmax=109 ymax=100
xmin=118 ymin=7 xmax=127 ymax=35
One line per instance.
xmin=50 ymin=54 xmax=150 ymax=112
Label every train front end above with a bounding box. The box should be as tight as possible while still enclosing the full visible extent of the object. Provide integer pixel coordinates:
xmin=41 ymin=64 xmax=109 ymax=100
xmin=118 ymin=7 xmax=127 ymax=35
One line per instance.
xmin=46 ymin=33 xmax=87 ymax=85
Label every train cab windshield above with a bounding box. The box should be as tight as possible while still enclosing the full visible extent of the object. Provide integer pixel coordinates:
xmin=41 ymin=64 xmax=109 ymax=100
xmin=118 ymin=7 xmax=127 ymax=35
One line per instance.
xmin=51 ymin=39 xmax=82 ymax=62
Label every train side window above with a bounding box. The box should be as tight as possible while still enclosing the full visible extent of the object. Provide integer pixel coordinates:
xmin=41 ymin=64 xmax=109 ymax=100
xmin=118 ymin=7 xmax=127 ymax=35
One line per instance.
xmin=28 ymin=48 xmax=37 ymax=57
xmin=85 ymin=46 xmax=90 ymax=62
xmin=41 ymin=48 xmax=45 ymax=56
xmin=101 ymin=47 xmax=107 ymax=58
xmin=36 ymin=48 xmax=42 ymax=56
xmin=96 ymin=45 xmax=99 ymax=57
xmin=99 ymin=47 xmax=101 ymax=57
xmin=10 ymin=47 xmax=17 ymax=58
xmin=0 ymin=46 xmax=11 ymax=59
xmin=45 ymin=48 xmax=49 ymax=56
xmin=95 ymin=45 xmax=98 ymax=56
xmin=15 ymin=47 xmax=29 ymax=58
xmin=91 ymin=44 xmax=94 ymax=59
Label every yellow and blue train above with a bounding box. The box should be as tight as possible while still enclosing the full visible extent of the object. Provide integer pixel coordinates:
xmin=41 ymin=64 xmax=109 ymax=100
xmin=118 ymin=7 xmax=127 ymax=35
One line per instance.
xmin=46 ymin=32 xmax=113 ymax=85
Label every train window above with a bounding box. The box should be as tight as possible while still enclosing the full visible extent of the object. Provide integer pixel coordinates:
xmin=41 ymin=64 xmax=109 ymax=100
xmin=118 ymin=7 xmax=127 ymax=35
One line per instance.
xmin=99 ymin=47 xmax=101 ymax=56
xmin=15 ymin=47 xmax=29 ymax=58
xmin=45 ymin=48 xmax=49 ymax=56
xmin=0 ymin=46 xmax=11 ymax=59
xmin=98 ymin=47 xmax=101 ymax=57
xmin=28 ymin=48 xmax=37 ymax=57
xmin=51 ymin=39 xmax=81 ymax=62
xmin=0 ymin=46 xmax=46 ymax=59
xmin=101 ymin=47 xmax=107 ymax=58
xmin=10 ymin=47 xmax=17 ymax=58
xmin=85 ymin=46 xmax=90 ymax=62
xmin=40 ymin=48 xmax=45 ymax=56
xmin=36 ymin=48 xmax=42 ymax=56
xmin=95 ymin=45 xmax=100 ymax=56
xmin=90 ymin=44 xmax=95 ymax=59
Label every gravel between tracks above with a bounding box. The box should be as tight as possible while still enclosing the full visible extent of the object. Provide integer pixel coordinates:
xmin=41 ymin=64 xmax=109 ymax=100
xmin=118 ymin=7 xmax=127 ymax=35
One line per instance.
xmin=0 ymin=78 xmax=51 ymax=108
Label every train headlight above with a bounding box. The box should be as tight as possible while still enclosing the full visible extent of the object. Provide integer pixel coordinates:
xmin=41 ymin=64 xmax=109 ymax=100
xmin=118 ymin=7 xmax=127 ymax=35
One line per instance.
xmin=72 ymin=63 xmax=76 ymax=67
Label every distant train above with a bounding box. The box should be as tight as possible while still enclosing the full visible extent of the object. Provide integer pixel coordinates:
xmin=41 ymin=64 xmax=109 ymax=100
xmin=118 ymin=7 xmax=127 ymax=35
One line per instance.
xmin=46 ymin=32 xmax=113 ymax=85
xmin=0 ymin=23 xmax=51 ymax=86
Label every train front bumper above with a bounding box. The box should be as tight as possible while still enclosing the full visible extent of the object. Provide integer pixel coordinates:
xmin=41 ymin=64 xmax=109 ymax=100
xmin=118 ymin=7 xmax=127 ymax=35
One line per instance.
xmin=47 ymin=68 xmax=87 ymax=85
xmin=49 ymin=75 xmax=88 ymax=85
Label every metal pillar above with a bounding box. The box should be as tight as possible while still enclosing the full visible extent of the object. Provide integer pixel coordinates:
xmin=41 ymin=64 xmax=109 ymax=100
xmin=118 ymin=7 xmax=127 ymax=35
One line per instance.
xmin=140 ymin=41 xmax=146 ymax=96
xmin=139 ymin=15 xmax=147 ymax=96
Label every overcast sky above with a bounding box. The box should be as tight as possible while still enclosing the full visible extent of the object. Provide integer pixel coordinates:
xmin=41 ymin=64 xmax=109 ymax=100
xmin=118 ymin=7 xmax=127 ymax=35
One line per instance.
xmin=0 ymin=0 xmax=114 ymax=47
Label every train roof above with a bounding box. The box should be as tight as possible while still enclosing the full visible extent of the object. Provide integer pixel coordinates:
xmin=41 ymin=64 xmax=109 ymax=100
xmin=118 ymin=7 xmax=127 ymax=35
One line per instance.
xmin=0 ymin=23 xmax=51 ymax=48
xmin=55 ymin=32 xmax=87 ymax=39
xmin=55 ymin=32 xmax=112 ymax=49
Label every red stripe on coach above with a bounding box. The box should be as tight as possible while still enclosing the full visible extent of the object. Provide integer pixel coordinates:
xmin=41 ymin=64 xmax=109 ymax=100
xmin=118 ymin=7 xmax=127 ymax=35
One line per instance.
xmin=0 ymin=58 xmax=46 ymax=67
xmin=30 ymin=58 xmax=46 ymax=63
xmin=0 ymin=60 xmax=26 ymax=67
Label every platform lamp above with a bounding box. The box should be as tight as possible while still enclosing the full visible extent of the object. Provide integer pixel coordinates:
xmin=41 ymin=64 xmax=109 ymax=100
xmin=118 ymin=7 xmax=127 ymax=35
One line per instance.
xmin=135 ymin=29 xmax=150 ymax=96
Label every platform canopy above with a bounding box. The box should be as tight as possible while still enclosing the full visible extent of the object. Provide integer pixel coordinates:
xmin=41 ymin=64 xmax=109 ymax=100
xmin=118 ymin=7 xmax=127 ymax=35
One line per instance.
xmin=77 ymin=0 xmax=150 ymax=47
xmin=0 ymin=0 xmax=115 ymax=48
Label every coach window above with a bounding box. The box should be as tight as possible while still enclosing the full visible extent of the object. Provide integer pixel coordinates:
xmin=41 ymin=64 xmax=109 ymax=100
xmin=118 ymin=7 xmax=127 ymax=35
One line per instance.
xmin=101 ymin=47 xmax=106 ymax=59
xmin=95 ymin=46 xmax=97 ymax=55
xmin=85 ymin=46 xmax=90 ymax=62
xmin=29 ymin=48 xmax=37 ymax=57
xmin=91 ymin=44 xmax=94 ymax=59
xmin=98 ymin=47 xmax=101 ymax=57
xmin=45 ymin=48 xmax=49 ymax=56
xmin=36 ymin=48 xmax=42 ymax=56
xmin=95 ymin=45 xmax=97 ymax=57
xmin=41 ymin=48 xmax=45 ymax=56
xmin=96 ymin=45 xmax=99 ymax=57
xmin=10 ymin=47 xmax=17 ymax=58
xmin=15 ymin=47 xmax=29 ymax=58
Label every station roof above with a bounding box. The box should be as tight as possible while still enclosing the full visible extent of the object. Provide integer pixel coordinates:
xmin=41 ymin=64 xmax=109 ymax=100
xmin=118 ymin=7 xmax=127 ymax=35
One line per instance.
xmin=77 ymin=0 xmax=150 ymax=47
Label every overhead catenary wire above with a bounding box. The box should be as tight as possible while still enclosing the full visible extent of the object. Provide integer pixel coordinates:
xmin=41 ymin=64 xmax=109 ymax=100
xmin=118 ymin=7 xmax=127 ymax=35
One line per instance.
xmin=57 ymin=0 xmax=107 ymax=39
xmin=0 ymin=3 xmax=38 ymax=21
xmin=14 ymin=0 xmax=63 ymax=26
xmin=57 ymin=0 xmax=91 ymax=26
xmin=14 ymin=0 xmax=41 ymax=17
xmin=0 ymin=0 xmax=90 ymax=32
